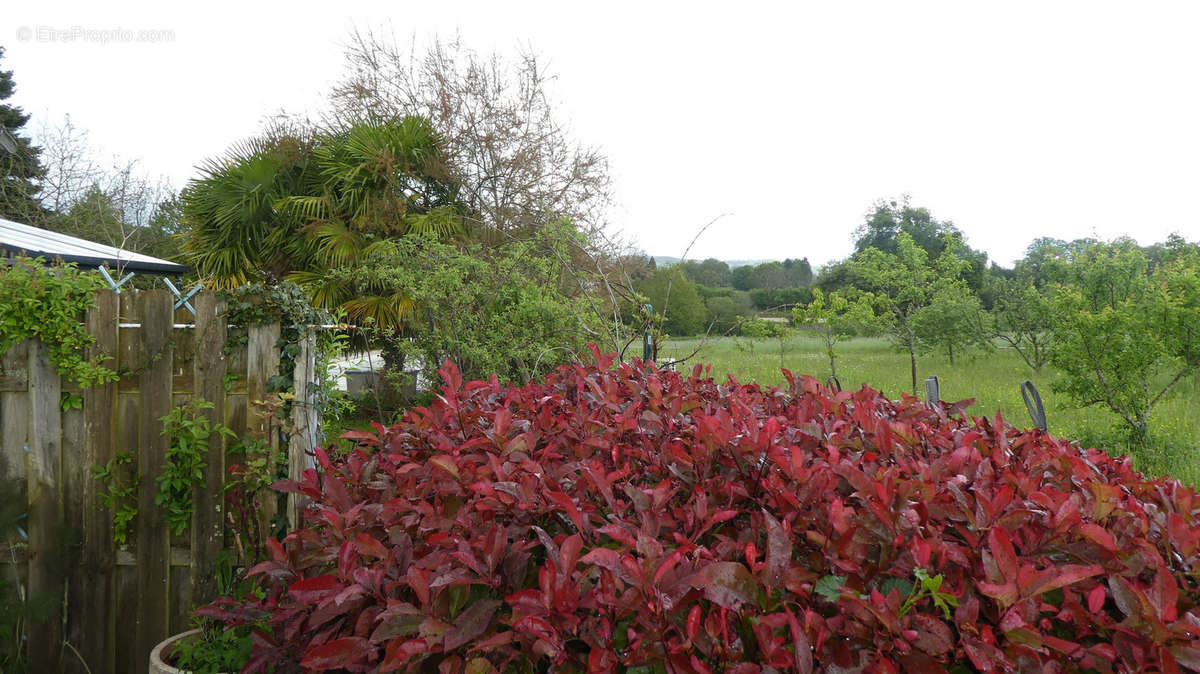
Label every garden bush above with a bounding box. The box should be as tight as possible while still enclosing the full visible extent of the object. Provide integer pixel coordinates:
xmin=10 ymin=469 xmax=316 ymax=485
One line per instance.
xmin=200 ymin=346 xmax=1200 ymax=672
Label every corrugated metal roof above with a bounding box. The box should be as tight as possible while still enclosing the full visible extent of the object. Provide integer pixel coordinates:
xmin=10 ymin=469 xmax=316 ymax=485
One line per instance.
xmin=0 ymin=217 xmax=189 ymax=274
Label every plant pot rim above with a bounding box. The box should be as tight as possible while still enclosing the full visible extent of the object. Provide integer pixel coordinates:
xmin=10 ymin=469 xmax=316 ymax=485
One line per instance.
xmin=148 ymin=628 xmax=215 ymax=674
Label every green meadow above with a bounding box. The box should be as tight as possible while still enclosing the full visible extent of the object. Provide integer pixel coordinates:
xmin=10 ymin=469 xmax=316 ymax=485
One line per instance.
xmin=660 ymin=332 xmax=1200 ymax=485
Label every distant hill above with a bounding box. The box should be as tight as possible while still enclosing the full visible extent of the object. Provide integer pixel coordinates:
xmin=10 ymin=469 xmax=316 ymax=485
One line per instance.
xmin=650 ymin=256 xmax=775 ymax=269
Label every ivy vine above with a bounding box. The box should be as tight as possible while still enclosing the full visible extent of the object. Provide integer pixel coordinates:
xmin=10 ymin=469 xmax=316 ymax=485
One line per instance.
xmin=0 ymin=256 xmax=116 ymax=387
xmin=220 ymin=281 xmax=349 ymax=438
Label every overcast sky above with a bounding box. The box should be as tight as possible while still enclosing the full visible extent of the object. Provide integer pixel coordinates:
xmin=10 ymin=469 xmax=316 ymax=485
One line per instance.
xmin=6 ymin=1 xmax=1199 ymax=268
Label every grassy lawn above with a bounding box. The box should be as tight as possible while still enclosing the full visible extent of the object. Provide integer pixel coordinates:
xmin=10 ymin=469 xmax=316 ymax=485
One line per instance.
xmin=659 ymin=332 xmax=1200 ymax=485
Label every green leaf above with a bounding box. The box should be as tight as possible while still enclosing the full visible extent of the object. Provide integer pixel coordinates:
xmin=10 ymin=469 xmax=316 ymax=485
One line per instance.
xmin=815 ymin=574 xmax=847 ymax=602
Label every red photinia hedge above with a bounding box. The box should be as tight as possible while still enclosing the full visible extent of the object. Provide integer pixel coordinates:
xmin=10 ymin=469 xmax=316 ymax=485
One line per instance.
xmin=199 ymin=346 xmax=1200 ymax=673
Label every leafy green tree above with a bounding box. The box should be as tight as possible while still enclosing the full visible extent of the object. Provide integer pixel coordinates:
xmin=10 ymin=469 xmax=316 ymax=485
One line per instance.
xmin=637 ymin=267 xmax=706 ymax=337
xmin=679 ymin=258 xmax=731 ymax=287
xmin=749 ymin=287 xmax=812 ymax=310
xmin=912 ymin=283 xmax=990 ymax=365
xmin=318 ymin=223 xmax=599 ymax=385
xmin=782 ymin=258 xmax=814 ymax=286
xmin=813 ymin=259 xmax=858 ymax=294
xmin=793 ymin=288 xmax=877 ymax=379
xmin=731 ymin=264 xmax=756 ymax=291
xmin=705 ymin=295 xmax=743 ymax=333
xmin=182 ymin=116 xmax=462 ymax=330
xmin=1048 ymin=238 xmax=1200 ymax=442
xmin=987 ymin=276 xmax=1053 ymax=371
xmin=853 ymin=197 xmax=962 ymax=258
xmin=854 ymin=197 xmax=988 ymax=292
xmin=0 ymin=46 xmax=46 ymax=223
xmin=854 ymin=232 xmax=969 ymax=393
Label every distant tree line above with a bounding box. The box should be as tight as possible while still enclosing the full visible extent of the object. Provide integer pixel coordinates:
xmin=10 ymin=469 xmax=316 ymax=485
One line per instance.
xmin=637 ymin=195 xmax=1199 ymax=446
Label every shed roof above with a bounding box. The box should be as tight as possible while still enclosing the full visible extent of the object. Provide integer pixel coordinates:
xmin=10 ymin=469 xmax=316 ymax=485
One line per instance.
xmin=0 ymin=217 xmax=189 ymax=275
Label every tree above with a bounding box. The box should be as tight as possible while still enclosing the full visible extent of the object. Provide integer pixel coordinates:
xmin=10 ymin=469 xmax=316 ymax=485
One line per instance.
xmin=854 ymin=197 xmax=961 ymax=258
xmin=987 ymin=276 xmax=1053 ymax=371
xmin=782 ymin=257 xmax=814 ymax=286
xmin=29 ymin=116 xmax=180 ymax=258
xmin=0 ymin=46 xmax=46 ymax=223
xmin=731 ymin=264 xmax=756 ymax=291
xmin=331 ymin=34 xmax=611 ymax=241
xmin=793 ymin=288 xmax=877 ymax=379
xmin=318 ymin=223 xmax=599 ymax=385
xmin=679 ymin=258 xmax=731 ymax=287
xmin=853 ymin=232 xmax=969 ymax=393
xmin=182 ymin=116 xmax=462 ymax=331
xmin=637 ymin=268 xmax=706 ymax=337
xmin=1048 ymin=238 xmax=1200 ymax=442
xmin=854 ymin=197 xmax=988 ymax=292
xmin=813 ymin=259 xmax=858 ymax=294
xmin=705 ymin=295 xmax=743 ymax=333
xmin=912 ymin=283 xmax=989 ymax=366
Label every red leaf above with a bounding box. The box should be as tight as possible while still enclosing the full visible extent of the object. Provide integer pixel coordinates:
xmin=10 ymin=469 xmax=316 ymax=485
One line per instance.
xmin=339 ymin=430 xmax=381 ymax=446
xmin=1149 ymin=564 xmax=1180 ymax=623
xmin=1168 ymin=645 xmax=1200 ymax=673
xmin=1088 ymin=584 xmax=1107 ymax=614
xmin=288 ymin=574 xmax=342 ymax=602
xmin=444 ymin=599 xmax=501 ymax=652
xmin=763 ymin=510 xmax=792 ymax=588
xmin=355 ymin=533 xmax=390 ymax=559
xmin=987 ymin=527 xmax=1018 ymax=582
xmin=910 ymin=614 xmax=954 ymax=656
xmin=338 ymin=540 xmax=357 ymax=576
xmin=429 ymin=455 xmax=460 ymax=479
xmin=1078 ymin=523 xmax=1118 ymax=554
xmin=300 ymin=636 xmax=369 ymax=670
xmin=1026 ymin=564 xmax=1104 ymax=598
xmin=686 ymin=605 xmax=701 ymax=641
xmin=546 ymin=490 xmax=585 ymax=533
xmin=266 ymin=537 xmax=286 ymax=563
xmin=692 ymin=561 xmax=759 ymax=610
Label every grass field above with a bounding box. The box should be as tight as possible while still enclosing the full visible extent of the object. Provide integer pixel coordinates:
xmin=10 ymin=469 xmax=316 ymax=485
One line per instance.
xmin=659 ymin=332 xmax=1200 ymax=485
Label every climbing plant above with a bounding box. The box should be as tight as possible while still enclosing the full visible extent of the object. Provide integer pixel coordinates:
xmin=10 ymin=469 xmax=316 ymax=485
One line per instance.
xmin=0 ymin=256 xmax=115 ymax=387
xmin=157 ymin=399 xmax=236 ymax=536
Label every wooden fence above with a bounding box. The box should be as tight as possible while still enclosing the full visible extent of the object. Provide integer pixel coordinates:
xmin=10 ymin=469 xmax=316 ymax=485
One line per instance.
xmin=0 ymin=289 xmax=318 ymax=673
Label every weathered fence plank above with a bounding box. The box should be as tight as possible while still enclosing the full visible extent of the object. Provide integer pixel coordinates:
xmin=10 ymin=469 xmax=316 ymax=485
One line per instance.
xmin=246 ymin=322 xmax=281 ymax=440
xmin=0 ymin=342 xmax=29 ymax=485
xmin=191 ymin=293 xmax=227 ymax=606
xmin=67 ymin=289 xmax=119 ymax=674
xmin=247 ymin=322 xmax=281 ymax=533
xmin=26 ymin=339 xmax=63 ymax=672
xmin=1 ymin=289 xmax=308 ymax=671
xmin=289 ymin=329 xmax=318 ymax=529
xmin=135 ymin=290 xmax=174 ymax=671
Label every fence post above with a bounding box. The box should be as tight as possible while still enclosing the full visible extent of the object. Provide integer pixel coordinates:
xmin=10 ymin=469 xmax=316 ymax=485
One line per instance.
xmin=135 ymin=290 xmax=174 ymax=670
xmin=288 ymin=329 xmax=318 ymax=529
xmin=192 ymin=292 xmax=227 ymax=607
xmin=247 ymin=322 xmax=281 ymax=538
xmin=924 ymin=375 xmax=940 ymax=404
xmin=26 ymin=339 xmax=63 ymax=672
xmin=65 ymin=290 xmax=118 ymax=674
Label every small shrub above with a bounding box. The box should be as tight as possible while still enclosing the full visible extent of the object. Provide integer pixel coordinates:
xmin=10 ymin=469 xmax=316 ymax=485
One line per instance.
xmin=201 ymin=346 xmax=1200 ymax=672
xmin=170 ymin=622 xmax=253 ymax=674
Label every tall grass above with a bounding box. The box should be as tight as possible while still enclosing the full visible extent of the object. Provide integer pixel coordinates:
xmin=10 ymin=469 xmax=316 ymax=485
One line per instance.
xmin=659 ymin=333 xmax=1200 ymax=485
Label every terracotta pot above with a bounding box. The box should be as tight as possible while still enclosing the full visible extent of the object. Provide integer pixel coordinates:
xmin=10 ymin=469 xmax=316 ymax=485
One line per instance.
xmin=149 ymin=628 xmax=229 ymax=674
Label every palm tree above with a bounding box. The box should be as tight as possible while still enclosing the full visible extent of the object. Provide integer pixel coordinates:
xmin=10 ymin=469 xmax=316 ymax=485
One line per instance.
xmin=181 ymin=116 xmax=464 ymax=332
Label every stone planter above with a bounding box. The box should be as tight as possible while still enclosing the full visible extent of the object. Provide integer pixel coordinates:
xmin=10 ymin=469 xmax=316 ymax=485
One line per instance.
xmin=148 ymin=628 xmax=227 ymax=674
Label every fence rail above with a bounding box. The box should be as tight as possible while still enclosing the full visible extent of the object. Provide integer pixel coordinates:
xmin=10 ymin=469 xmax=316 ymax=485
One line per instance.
xmin=0 ymin=289 xmax=316 ymax=674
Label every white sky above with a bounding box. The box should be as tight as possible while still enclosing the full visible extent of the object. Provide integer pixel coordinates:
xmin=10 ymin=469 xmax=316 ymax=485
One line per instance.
xmin=6 ymin=1 xmax=1200 ymax=268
